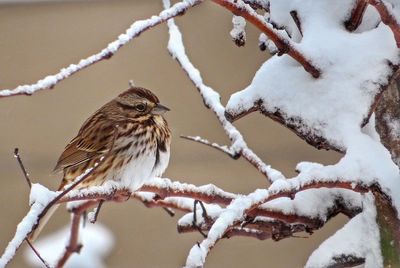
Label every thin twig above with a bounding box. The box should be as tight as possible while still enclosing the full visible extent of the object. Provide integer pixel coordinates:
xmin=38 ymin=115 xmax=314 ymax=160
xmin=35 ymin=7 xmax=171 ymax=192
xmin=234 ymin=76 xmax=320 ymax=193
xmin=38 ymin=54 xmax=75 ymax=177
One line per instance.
xmin=192 ymin=200 xmax=208 ymax=238
xmin=162 ymin=207 xmax=176 ymax=217
xmin=180 ymin=135 xmax=240 ymax=159
xmin=290 ymin=10 xmax=303 ymax=36
xmin=14 ymin=148 xmax=32 ymax=188
xmin=25 ymin=239 xmax=51 ymax=268
xmin=89 ymin=200 xmax=104 ymax=224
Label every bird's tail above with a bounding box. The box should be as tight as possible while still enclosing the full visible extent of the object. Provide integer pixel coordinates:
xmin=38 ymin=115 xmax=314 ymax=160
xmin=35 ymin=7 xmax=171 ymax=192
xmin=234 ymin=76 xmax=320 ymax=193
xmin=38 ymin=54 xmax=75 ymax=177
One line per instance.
xmin=28 ymin=204 xmax=60 ymax=242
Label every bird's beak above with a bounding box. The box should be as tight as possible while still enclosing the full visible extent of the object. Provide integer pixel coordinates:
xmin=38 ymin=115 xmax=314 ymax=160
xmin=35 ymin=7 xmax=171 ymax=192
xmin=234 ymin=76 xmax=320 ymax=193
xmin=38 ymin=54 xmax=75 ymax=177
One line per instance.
xmin=151 ymin=103 xmax=170 ymax=115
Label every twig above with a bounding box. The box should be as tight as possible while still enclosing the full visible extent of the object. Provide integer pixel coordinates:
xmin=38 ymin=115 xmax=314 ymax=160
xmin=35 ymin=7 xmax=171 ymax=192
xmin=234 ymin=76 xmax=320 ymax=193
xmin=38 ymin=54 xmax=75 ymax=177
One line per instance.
xmin=290 ymin=10 xmax=303 ymax=36
xmin=180 ymin=135 xmax=240 ymax=159
xmin=25 ymin=239 xmax=51 ymax=268
xmin=345 ymin=0 xmax=368 ymax=31
xmin=0 ymin=0 xmax=202 ymax=98
xmin=89 ymin=200 xmax=104 ymax=224
xmin=162 ymin=207 xmax=176 ymax=217
xmin=14 ymin=148 xmax=32 ymax=188
xmin=212 ymin=0 xmax=321 ymax=78
xmin=56 ymin=212 xmax=82 ymax=268
xmin=184 ymin=180 xmax=369 ymax=267
xmin=369 ymin=0 xmax=400 ymax=47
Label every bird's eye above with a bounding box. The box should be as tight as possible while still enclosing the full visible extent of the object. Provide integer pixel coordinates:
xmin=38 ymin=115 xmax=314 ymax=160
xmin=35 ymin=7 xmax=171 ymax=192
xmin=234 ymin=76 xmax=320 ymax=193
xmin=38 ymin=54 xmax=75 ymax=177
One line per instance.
xmin=135 ymin=103 xmax=146 ymax=112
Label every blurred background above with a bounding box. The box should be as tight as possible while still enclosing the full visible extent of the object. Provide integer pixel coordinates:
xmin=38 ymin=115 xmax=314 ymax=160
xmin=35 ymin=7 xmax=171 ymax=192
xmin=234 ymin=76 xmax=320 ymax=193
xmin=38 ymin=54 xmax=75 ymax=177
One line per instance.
xmin=0 ymin=1 xmax=343 ymax=267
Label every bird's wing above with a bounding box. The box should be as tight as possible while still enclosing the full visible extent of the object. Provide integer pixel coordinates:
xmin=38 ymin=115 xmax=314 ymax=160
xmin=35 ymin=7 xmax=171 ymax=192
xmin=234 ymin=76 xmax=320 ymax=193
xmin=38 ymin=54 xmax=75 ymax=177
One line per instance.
xmin=53 ymin=114 xmax=118 ymax=172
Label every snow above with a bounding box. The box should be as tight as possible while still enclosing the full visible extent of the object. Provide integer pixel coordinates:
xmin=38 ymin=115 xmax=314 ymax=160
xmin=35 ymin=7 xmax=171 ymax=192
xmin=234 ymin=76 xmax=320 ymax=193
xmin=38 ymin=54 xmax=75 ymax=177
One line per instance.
xmin=0 ymin=184 xmax=57 ymax=268
xmin=230 ymin=15 xmax=246 ymax=45
xmin=306 ymin=193 xmax=382 ymax=268
xmin=225 ymin=0 xmax=400 ymax=214
xmin=164 ymin=0 xmax=284 ymax=183
xmin=261 ymin=189 xmax=362 ymax=221
xmin=185 ymin=189 xmax=269 ymax=267
xmin=24 ymin=223 xmax=114 ymax=268
xmin=0 ymin=0 xmax=201 ymax=97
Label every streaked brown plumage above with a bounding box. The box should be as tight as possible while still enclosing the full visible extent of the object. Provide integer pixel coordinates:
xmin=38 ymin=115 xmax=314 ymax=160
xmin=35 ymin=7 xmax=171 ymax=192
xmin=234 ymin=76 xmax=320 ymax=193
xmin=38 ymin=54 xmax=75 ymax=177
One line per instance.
xmin=55 ymin=86 xmax=171 ymax=190
xmin=29 ymin=86 xmax=171 ymax=241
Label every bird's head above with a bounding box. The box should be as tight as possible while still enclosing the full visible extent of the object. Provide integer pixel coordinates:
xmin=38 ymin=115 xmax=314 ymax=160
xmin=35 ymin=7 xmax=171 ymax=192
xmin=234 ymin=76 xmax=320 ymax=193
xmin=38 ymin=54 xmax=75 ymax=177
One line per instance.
xmin=114 ymin=86 xmax=170 ymax=120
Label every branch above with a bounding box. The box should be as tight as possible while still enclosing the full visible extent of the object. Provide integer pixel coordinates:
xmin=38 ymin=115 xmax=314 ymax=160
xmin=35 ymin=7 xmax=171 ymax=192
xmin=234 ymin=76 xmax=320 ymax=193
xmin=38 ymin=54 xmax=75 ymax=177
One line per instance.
xmin=56 ymin=201 xmax=97 ymax=268
xmin=25 ymin=239 xmax=51 ymax=268
xmin=184 ymin=179 xmax=368 ymax=267
xmin=212 ymin=0 xmax=321 ymax=78
xmin=345 ymin=0 xmax=368 ymax=31
xmin=180 ymin=135 xmax=240 ymax=159
xmin=369 ymin=0 xmax=400 ymax=47
xmin=0 ymin=0 xmax=202 ymax=98
xmin=164 ymin=0 xmax=285 ymax=183
xmin=290 ymin=10 xmax=303 ymax=36
xmin=14 ymin=148 xmax=32 ymax=188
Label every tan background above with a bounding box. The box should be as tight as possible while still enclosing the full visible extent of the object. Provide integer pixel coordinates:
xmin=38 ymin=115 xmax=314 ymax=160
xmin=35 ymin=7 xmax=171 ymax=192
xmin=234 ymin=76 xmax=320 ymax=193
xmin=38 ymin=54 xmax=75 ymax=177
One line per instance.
xmin=0 ymin=1 xmax=343 ymax=267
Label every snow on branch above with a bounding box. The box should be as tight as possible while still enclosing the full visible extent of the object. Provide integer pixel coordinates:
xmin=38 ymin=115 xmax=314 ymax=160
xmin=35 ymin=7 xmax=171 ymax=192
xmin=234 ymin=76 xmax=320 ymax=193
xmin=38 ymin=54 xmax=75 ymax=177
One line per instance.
xmin=0 ymin=184 xmax=57 ymax=268
xmin=224 ymin=0 xmax=400 ymax=152
xmin=345 ymin=0 xmax=369 ymax=31
xmin=212 ymin=0 xmax=321 ymax=78
xmin=184 ymin=178 xmax=369 ymax=267
xmin=163 ymin=0 xmax=284 ymax=183
xmin=306 ymin=193 xmax=381 ymax=268
xmin=369 ymin=0 xmax=400 ymax=47
xmin=230 ymin=15 xmax=247 ymax=47
xmin=0 ymin=0 xmax=202 ymax=98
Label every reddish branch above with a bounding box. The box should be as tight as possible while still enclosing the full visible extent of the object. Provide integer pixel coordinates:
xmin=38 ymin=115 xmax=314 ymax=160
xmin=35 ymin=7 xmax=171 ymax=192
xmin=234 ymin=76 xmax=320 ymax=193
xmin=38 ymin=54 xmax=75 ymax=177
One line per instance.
xmin=56 ymin=201 xmax=97 ymax=268
xmin=345 ymin=0 xmax=368 ymax=31
xmin=212 ymin=0 xmax=321 ymax=78
xmin=225 ymin=104 xmax=344 ymax=152
xmin=369 ymin=0 xmax=400 ymax=47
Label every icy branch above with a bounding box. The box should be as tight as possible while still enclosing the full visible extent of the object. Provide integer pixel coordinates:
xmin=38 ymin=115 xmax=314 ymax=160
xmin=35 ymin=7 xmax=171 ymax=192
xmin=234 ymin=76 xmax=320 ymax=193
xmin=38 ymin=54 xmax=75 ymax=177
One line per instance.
xmin=0 ymin=0 xmax=202 ymax=98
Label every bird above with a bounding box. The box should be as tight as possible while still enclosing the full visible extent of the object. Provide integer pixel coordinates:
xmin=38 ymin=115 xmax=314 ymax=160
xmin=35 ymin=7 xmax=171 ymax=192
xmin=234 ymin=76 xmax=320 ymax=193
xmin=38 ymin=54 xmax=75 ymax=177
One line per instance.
xmin=29 ymin=86 xmax=171 ymax=241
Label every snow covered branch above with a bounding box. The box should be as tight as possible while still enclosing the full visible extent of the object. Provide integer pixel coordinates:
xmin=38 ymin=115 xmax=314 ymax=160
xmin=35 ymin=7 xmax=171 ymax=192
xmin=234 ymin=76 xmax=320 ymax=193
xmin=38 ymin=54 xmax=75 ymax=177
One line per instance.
xmin=212 ymin=0 xmax=321 ymax=78
xmin=0 ymin=0 xmax=202 ymax=98
xmin=345 ymin=0 xmax=368 ymax=31
xmin=369 ymin=0 xmax=400 ymax=47
xmin=2 ymin=0 xmax=400 ymax=267
xmin=164 ymin=0 xmax=284 ymax=183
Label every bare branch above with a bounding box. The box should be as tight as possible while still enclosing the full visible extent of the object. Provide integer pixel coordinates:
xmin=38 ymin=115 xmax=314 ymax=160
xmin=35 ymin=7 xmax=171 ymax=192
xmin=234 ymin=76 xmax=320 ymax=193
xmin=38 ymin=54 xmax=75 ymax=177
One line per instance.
xmin=212 ymin=0 xmax=321 ymax=78
xmin=56 ymin=201 xmax=97 ymax=268
xmin=290 ymin=10 xmax=303 ymax=36
xmin=25 ymin=239 xmax=51 ymax=268
xmin=180 ymin=135 xmax=239 ymax=159
xmin=345 ymin=0 xmax=368 ymax=31
xmin=14 ymin=148 xmax=32 ymax=189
